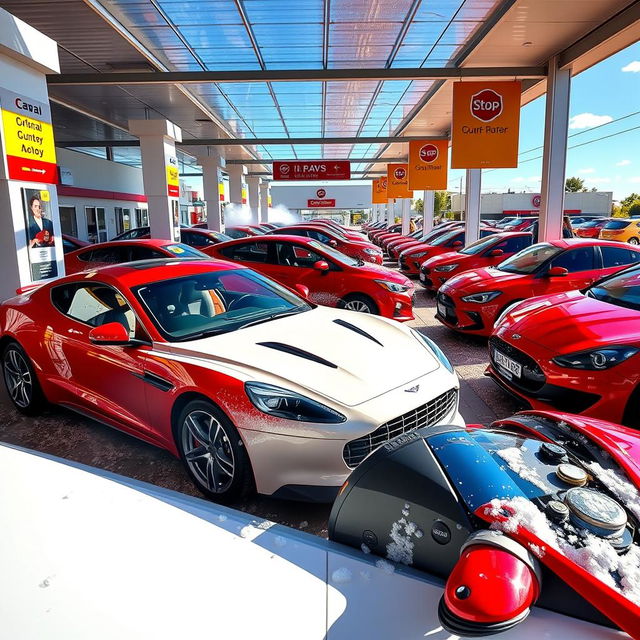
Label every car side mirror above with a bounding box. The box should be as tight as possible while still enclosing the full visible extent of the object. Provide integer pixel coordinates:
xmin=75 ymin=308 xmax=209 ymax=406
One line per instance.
xmin=89 ymin=322 xmax=131 ymax=345
xmin=547 ymin=266 xmax=568 ymax=277
xmin=295 ymin=284 xmax=310 ymax=299
xmin=452 ymin=240 xmax=463 ymax=248
xmin=489 ymin=249 xmax=504 ymax=257
xmin=313 ymin=260 xmax=330 ymax=272
xmin=328 ymin=240 xmax=338 ymax=248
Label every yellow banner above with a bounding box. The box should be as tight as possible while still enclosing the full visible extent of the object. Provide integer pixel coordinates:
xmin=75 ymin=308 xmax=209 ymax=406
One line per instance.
xmin=451 ymin=81 xmax=521 ymax=169
xmin=387 ymin=164 xmax=412 ymax=199
xmin=166 ymin=164 xmax=179 ymax=186
xmin=408 ymin=139 xmax=449 ymax=190
xmin=241 ymin=186 xmax=247 ymax=204
xmin=2 ymin=110 xmax=56 ymax=164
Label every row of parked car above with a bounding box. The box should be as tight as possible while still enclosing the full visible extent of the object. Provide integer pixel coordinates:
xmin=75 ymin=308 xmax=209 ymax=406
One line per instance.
xmin=364 ymin=218 xmax=640 ymax=429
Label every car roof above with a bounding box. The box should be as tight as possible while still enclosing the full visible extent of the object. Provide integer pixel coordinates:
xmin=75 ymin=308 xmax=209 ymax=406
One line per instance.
xmin=547 ymin=238 xmax=631 ymax=248
xmin=74 ymin=238 xmax=184 ymax=250
xmin=213 ymin=234 xmax=317 ymax=248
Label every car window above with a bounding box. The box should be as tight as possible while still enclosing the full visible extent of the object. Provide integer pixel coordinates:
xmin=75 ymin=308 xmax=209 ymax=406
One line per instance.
xmin=601 ymin=246 xmax=640 ymax=268
xmin=549 ymin=246 xmax=596 ymax=272
xmin=51 ymin=283 xmax=136 ymax=336
xmin=220 ymin=241 xmax=270 ymax=263
xmin=495 ymin=235 xmax=533 ymax=254
xmin=62 ymin=238 xmax=76 ymax=253
xmin=225 ymin=228 xmax=250 ymax=239
xmin=181 ymin=231 xmax=208 ymax=247
xmin=276 ymin=242 xmax=325 ymax=268
xmin=498 ymin=243 xmax=564 ymax=274
xmin=77 ymin=247 xmax=129 ymax=263
xmin=603 ymin=220 xmax=631 ymax=230
xmin=128 ymin=246 xmax=167 ymax=261
xmin=306 ymin=229 xmax=331 ymax=243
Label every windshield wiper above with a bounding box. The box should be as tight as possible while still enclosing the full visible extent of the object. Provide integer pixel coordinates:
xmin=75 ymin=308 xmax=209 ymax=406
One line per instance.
xmin=238 ymin=307 xmax=307 ymax=330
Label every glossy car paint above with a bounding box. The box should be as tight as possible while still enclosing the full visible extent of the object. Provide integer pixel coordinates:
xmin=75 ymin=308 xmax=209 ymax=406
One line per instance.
xmin=599 ymin=218 xmax=640 ymax=244
xmin=61 ymin=234 xmax=90 ymax=254
xmin=386 ymin=224 xmax=462 ymax=260
xmin=203 ymin=235 xmax=414 ymax=320
xmin=436 ymin=239 xmax=640 ymax=337
xmin=0 ymin=260 xmax=459 ymax=497
xmin=420 ymin=232 xmax=533 ymax=292
xmin=576 ymin=219 xmax=609 ymax=238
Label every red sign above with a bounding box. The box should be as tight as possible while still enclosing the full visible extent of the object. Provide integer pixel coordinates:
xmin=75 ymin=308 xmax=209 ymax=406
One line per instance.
xmin=7 ymin=156 xmax=57 ymax=184
xmin=316 ymin=188 xmax=326 ymax=198
xmin=274 ymin=161 xmax=350 ymax=181
xmin=471 ymin=89 xmax=503 ymax=122
xmin=393 ymin=166 xmax=407 ymax=180
xmin=167 ymin=185 xmax=179 ymax=197
xmin=419 ymin=144 xmax=439 ymax=163
xmin=307 ymin=199 xmax=336 ymax=208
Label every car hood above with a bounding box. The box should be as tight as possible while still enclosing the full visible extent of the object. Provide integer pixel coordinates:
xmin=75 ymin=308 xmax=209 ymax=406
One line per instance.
xmin=500 ymin=290 xmax=640 ymax=352
xmin=353 ymin=262 xmax=413 ymax=285
xmin=442 ymin=267 xmax=525 ymax=294
xmin=155 ymin=306 xmax=439 ymax=407
xmin=422 ymin=251 xmax=462 ymax=269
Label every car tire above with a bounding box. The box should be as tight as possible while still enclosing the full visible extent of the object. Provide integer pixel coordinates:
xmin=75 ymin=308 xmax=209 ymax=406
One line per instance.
xmin=176 ymin=399 xmax=254 ymax=504
xmin=340 ymin=294 xmax=379 ymax=315
xmin=629 ymin=237 xmax=639 ymax=245
xmin=2 ymin=341 xmax=46 ymax=415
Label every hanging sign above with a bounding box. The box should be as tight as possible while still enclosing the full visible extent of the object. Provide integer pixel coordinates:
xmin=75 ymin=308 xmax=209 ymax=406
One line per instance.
xmin=451 ymin=81 xmax=521 ymax=168
xmin=274 ymin=161 xmax=350 ymax=181
xmin=307 ymin=199 xmax=336 ymax=208
xmin=166 ymin=157 xmax=179 ymax=197
xmin=219 ymin=180 xmax=225 ymax=202
xmin=0 ymin=89 xmax=57 ymax=184
xmin=378 ymin=176 xmax=388 ymax=200
xmin=241 ymin=184 xmax=248 ymax=205
xmin=408 ymin=140 xmax=448 ymax=190
xmin=372 ymin=178 xmax=386 ymax=204
xmin=387 ymin=164 xmax=412 ymax=199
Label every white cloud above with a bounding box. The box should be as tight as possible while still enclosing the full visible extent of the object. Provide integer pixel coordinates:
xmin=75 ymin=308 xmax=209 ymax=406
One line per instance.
xmin=569 ymin=113 xmax=613 ymax=129
xmin=616 ymin=160 xmax=631 ymax=167
xmin=622 ymin=61 xmax=640 ymax=73
xmin=584 ymin=177 xmax=611 ymax=185
xmin=511 ymin=175 xmax=541 ymax=183
xmin=629 ymin=176 xmax=640 ymax=184
xmin=578 ymin=168 xmax=595 ymax=174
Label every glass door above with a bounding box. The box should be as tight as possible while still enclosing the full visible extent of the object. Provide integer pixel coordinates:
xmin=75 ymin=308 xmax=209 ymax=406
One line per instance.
xmin=59 ymin=206 xmax=77 ymax=237
xmin=86 ymin=207 xmax=107 ymax=243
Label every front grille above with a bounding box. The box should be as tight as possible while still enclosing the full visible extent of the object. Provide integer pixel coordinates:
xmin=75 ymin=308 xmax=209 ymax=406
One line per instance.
xmin=437 ymin=292 xmax=458 ymax=324
xmin=343 ymin=388 xmax=458 ymax=468
xmin=399 ymin=258 xmax=409 ymax=270
xmin=489 ymin=336 xmax=546 ymax=392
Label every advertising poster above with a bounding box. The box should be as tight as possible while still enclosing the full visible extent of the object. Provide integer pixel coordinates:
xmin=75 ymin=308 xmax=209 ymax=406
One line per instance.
xmin=273 ymin=161 xmax=351 ymax=181
xmin=218 ymin=180 xmax=225 ymax=202
xmin=451 ymin=81 xmax=521 ymax=169
xmin=408 ymin=140 xmax=449 ymax=190
xmin=166 ymin=157 xmax=179 ymax=197
xmin=372 ymin=178 xmax=387 ymax=204
xmin=241 ymin=184 xmax=247 ymax=205
xmin=22 ymin=187 xmax=58 ymax=281
xmin=171 ymin=200 xmax=180 ymax=241
xmin=387 ymin=164 xmax=412 ymax=199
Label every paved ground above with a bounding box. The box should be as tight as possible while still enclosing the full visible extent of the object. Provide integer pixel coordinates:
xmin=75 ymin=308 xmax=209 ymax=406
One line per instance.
xmin=0 ymin=260 xmax=522 ymax=537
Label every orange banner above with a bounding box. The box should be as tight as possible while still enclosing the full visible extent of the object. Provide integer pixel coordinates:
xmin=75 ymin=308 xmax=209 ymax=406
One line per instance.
xmin=451 ymin=81 xmax=521 ymax=169
xmin=379 ymin=176 xmax=388 ymax=200
xmin=408 ymin=139 xmax=449 ymax=190
xmin=387 ymin=164 xmax=412 ymax=199
xmin=372 ymin=178 xmax=386 ymax=204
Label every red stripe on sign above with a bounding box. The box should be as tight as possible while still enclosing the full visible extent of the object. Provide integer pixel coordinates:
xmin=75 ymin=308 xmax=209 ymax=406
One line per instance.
xmin=57 ymin=185 xmax=147 ymax=202
xmin=168 ymin=185 xmax=180 ymax=197
xmin=307 ymin=199 xmax=336 ymax=207
xmin=7 ymin=156 xmax=58 ymax=184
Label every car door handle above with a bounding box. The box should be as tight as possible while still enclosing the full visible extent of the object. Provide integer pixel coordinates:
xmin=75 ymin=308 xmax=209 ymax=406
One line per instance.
xmin=67 ymin=328 xmax=83 ymax=335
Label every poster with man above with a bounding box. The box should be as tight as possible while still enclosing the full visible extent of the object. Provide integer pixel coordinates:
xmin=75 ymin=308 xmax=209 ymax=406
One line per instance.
xmin=22 ymin=187 xmax=58 ymax=280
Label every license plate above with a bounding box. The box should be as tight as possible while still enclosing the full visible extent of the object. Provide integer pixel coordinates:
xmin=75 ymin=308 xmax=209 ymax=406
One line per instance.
xmin=437 ymin=301 xmax=447 ymax=317
xmin=419 ymin=272 xmax=426 ymax=282
xmin=493 ymin=349 xmax=522 ymax=378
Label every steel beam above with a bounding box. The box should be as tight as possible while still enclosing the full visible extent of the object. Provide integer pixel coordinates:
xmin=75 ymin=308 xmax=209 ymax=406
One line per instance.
xmin=47 ymin=66 xmax=547 ymax=86
xmin=225 ymin=157 xmax=407 ymax=165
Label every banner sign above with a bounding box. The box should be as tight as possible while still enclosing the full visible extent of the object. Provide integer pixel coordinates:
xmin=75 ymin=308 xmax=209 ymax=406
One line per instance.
xmin=22 ymin=187 xmax=58 ymax=280
xmin=274 ymin=161 xmax=350 ymax=181
xmin=307 ymin=199 xmax=336 ymax=208
xmin=0 ymin=89 xmax=57 ymax=184
xmin=166 ymin=157 xmax=179 ymax=197
xmin=372 ymin=178 xmax=386 ymax=204
xmin=451 ymin=81 xmax=521 ymax=169
xmin=387 ymin=164 xmax=412 ymax=199
xmin=219 ymin=180 xmax=225 ymax=202
xmin=241 ymin=185 xmax=247 ymax=205
xmin=408 ymin=139 xmax=448 ymax=190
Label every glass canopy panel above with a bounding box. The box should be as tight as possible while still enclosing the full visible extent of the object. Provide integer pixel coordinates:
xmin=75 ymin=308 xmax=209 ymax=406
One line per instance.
xmin=292 ymin=145 xmax=324 ymax=158
xmin=330 ymin=0 xmax=415 ymax=22
xmin=242 ymin=0 xmax=324 ymax=23
xmin=157 ymin=1 xmax=244 ymax=25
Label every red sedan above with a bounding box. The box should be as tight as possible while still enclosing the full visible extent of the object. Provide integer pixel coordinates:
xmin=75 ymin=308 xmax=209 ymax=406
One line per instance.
xmin=225 ymin=226 xmax=265 ymax=239
xmin=488 ymin=263 xmax=640 ymax=425
xmin=419 ymin=232 xmax=533 ymax=292
xmin=203 ymin=235 xmax=414 ymax=320
xmin=308 ymin=219 xmax=368 ymax=242
xmin=436 ymin=239 xmax=640 ymax=337
xmin=499 ymin=217 xmax=538 ymax=232
xmin=369 ymin=224 xmax=402 ymax=244
xmin=387 ymin=223 xmax=463 ymax=260
xmin=268 ymin=224 xmax=383 ymax=264
xmin=575 ymin=218 xmax=610 ymax=238
xmin=62 ymin=234 xmax=90 ymax=254
xmin=64 ymin=239 xmax=207 ymax=274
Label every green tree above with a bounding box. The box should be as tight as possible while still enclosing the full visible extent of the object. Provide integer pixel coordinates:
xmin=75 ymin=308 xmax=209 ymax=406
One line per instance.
xmin=628 ymin=201 xmax=640 ymax=218
xmin=621 ymin=193 xmax=640 ymax=209
xmin=413 ymin=198 xmax=423 ymax=214
xmin=565 ymin=176 xmax=585 ymax=192
xmin=435 ymin=191 xmax=451 ymax=213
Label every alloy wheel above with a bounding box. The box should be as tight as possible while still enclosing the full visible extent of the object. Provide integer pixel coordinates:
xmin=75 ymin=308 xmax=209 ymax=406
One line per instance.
xmin=3 ymin=348 xmax=33 ymax=409
xmin=181 ymin=409 xmax=235 ymax=493
xmin=344 ymin=299 xmax=372 ymax=313
xmin=629 ymin=237 xmax=639 ymax=245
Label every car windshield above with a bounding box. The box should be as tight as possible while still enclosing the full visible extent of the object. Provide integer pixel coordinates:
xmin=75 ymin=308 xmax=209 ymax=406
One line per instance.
xmin=497 ymin=243 xmax=563 ymax=274
xmin=211 ymin=231 xmax=232 ymax=242
xmin=432 ymin=229 xmax=461 ymax=246
xmin=307 ymin=240 xmax=359 ymax=266
xmin=164 ymin=244 xmax=208 ymax=258
xmin=135 ymin=269 xmax=310 ymax=341
xmin=495 ymin=218 xmax=516 ymax=227
xmin=460 ymin=235 xmax=501 ymax=256
xmin=587 ymin=267 xmax=640 ymax=311
xmin=604 ymin=219 xmax=631 ymax=230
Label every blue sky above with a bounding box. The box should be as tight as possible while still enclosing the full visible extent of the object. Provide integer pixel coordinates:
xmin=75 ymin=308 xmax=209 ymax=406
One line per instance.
xmin=451 ymin=40 xmax=640 ymax=202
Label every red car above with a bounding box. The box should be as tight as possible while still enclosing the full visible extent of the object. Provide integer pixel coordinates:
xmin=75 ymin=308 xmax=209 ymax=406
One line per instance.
xmin=500 ymin=217 xmax=538 ymax=232
xmin=64 ymin=239 xmax=207 ymax=274
xmin=419 ymin=232 xmax=533 ymax=292
xmin=308 ymin=219 xmax=368 ymax=242
xmin=225 ymin=226 xmax=265 ymax=239
xmin=62 ymin=234 xmax=90 ymax=254
xmin=436 ymin=239 xmax=640 ymax=337
xmin=369 ymin=224 xmax=402 ymax=245
xmin=488 ymin=262 xmax=640 ymax=425
xmin=398 ymin=227 xmax=495 ymax=276
xmin=387 ymin=223 xmax=463 ymax=260
xmin=204 ymin=235 xmax=414 ymax=320
xmin=575 ymin=218 xmax=610 ymax=238
xmin=269 ymin=224 xmax=383 ymax=265
xmin=382 ymin=228 xmax=423 ymax=253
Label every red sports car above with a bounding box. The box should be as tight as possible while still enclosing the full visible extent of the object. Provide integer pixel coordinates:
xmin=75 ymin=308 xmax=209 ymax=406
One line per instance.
xmin=436 ymin=239 xmax=640 ymax=337
xmin=64 ymin=239 xmax=207 ymax=274
xmin=575 ymin=218 xmax=610 ymax=238
xmin=387 ymin=223 xmax=464 ymax=260
xmin=369 ymin=224 xmax=402 ymax=244
xmin=488 ymin=262 xmax=640 ymax=425
xmin=308 ymin=219 xmax=368 ymax=242
xmin=269 ymin=224 xmax=383 ymax=264
xmin=62 ymin=234 xmax=90 ymax=254
xmin=225 ymin=226 xmax=265 ymax=239
xmin=383 ymin=228 xmax=423 ymax=254
xmin=499 ymin=217 xmax=538 ymax=232
xmin=420 ymin=232 xmax=533 ymax=292
xmin=204 ymin=235 xmax=414 ymax=320
xmin=399 ymin=227 xmax=495 ymax=276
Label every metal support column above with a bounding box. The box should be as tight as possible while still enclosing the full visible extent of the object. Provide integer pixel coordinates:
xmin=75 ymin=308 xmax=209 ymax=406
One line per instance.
xmin=259 ymin=181 xmax=269 ymax=223
xmin=387 ymin=199 xmax=394 ymax=225
xmin=199 ymin=151 xmax=225 ymax=232
xmin=227 ymin=164 xmax=247 ymax=206
xmin=539 ymin=56 xmax=572 ymax=242
xmin=401 ymin=199 xmax=411 ymax=235
xmin=465 ymin=169 xmax=482 ymax=245
xmin=422 ymin=190 xmax=435 ymax=233
xmin=246 ymin=176 xmax=261 ymax=225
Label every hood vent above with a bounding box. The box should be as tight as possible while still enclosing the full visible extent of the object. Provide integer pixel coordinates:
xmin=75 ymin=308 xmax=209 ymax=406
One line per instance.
xmin=333 ymin=319 xmax=383 ymax=346
xmin=257 ymin=342 xmax=338 ymax=369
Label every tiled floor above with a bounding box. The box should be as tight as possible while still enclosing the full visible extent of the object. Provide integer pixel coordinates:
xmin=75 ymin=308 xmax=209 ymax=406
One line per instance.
xmin=0 ymin=267 xmax=522 ymax=536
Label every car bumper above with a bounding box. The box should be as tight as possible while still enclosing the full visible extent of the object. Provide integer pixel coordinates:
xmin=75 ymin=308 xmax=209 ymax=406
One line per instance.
xmin=375 ymin=289 xmax=415 ymax=322
xmin=239 ymin=371 xmax=462 ymax=498
xmin=419 ymin=269 xmax=453 ymax=291
xmin=434 ymin=291 xmax=499 ymax=337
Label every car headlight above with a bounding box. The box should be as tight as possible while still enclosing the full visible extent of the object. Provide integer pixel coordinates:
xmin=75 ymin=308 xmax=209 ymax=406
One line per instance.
xmin=552 ymin=347 xmax=639 ymax=370
xmin=461 ymin=291 xmax=502 ymax=304
xmin=375 ymin=279 xmax=411 ymax=293
xmin=435 ymin=263 xmax=459 ymax=272
xmin=494 ymin=300 xmax=524 ymax=328
xmin=411 ymin=252 xmax=428 ymax=259
xmin=364 ymin=248 xmax=381 ymax=255
xmin=245 ymin=382 xmax=346 ymax=423
xmin=412 ymin=330 xmax=454 ymax=374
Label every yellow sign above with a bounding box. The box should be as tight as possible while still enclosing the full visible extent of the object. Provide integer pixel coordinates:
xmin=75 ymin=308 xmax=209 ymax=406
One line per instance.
xmin=166 ymin=164 xmax=179 ymax=186
xmin=39 ymin=189 xmax=50 ymax=202
xmin=408 ymin=140 xmax=449 ymax=190
xmin=218 ymin=180 xmax=225 ymax=202
xmin=241 ymin=185 xmax=248 ymax=205
xmin=2 ymin=110 xmax=56 ymax=164
xmin=387 ymin=164 xmax=412 ymax=199
xmin=451 ymin=81 xmax=521 ymax=169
